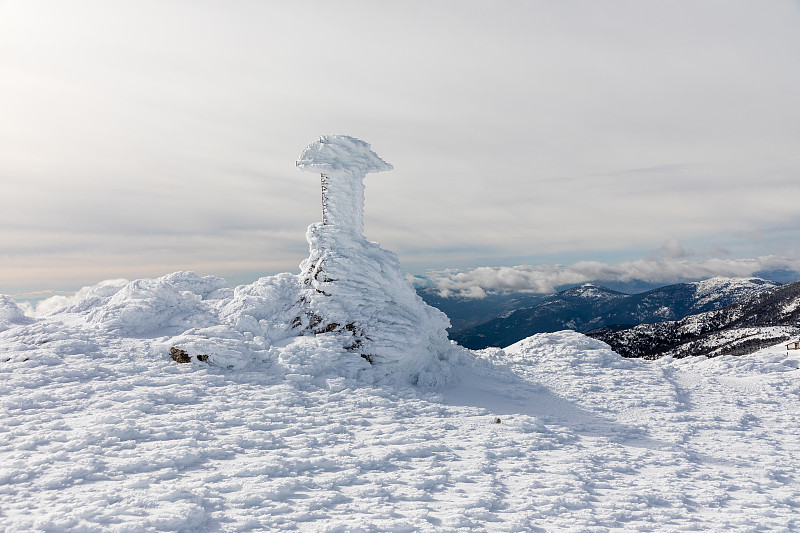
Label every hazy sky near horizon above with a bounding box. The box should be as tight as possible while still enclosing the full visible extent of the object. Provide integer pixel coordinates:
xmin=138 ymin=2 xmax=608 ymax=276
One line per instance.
xmin=2 ymin=0 xmax=800 ymax=296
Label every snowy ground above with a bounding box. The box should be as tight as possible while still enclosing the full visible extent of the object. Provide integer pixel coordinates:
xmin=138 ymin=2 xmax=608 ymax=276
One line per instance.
xmin=2 ymin=279 xmax=800 ymax=531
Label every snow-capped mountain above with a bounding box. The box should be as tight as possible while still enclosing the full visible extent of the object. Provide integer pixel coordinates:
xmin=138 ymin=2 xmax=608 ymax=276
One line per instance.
xmin=589 ymin=280 xmax=800 ymax=358
xmin=451 ymin=277 xmax=779 ymax=349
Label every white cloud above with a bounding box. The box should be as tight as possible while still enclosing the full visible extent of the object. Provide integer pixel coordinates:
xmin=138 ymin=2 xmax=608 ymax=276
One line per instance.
xmin=655 ymin=239 xmax=691 ymax=259
xmin=422 ymin=254 xmax=800 ymax=298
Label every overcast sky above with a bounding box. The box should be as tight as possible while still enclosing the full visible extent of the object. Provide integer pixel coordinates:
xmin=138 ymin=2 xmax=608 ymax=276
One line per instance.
xmin=2 ymin=0 xmax=800 ymax=297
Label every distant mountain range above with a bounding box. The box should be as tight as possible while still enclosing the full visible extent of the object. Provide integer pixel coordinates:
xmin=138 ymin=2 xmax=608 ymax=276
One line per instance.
xmin=588 ymin=280 xmax=800 ymax=359
xmin=414 ymin=288 xmax=545 ymax=332
xmin=418 ymin=277 xmax=782 ymax=350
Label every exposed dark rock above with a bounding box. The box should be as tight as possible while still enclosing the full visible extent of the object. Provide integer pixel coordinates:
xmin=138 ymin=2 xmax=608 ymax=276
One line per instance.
xmin=170 ymin=347 xmax=191 ymax=363
xmin=314 ymin=322 xmax=340 ymax=334
xmin=170 ymin=347 xmax=211 ymax=363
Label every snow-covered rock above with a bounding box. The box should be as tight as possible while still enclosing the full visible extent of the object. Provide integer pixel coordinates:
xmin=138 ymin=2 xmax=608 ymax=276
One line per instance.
xmin=83 ymin=272 xmax=229 ymax=337
xmin=0 ymin=295 xmax=33 ymax=332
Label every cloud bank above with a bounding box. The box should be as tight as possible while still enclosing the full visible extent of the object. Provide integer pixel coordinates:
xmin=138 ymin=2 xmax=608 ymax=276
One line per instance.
xmin=420 ymin=253 xmax=800 ymax=298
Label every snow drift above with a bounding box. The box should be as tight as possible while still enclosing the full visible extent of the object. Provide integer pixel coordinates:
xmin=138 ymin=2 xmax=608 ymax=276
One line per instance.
xmin=0 ymin=295 xmax=32 ymax=332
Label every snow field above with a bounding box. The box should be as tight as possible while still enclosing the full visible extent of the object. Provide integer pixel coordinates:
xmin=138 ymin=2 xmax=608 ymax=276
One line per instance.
xmin=2 ymin=303 xmax=799 ymax=531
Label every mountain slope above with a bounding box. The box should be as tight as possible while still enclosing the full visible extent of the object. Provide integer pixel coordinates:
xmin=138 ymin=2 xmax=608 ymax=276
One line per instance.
xmin=452 ymin=277 xmax=778 ymax=349
xmin=603 ymin=276 xmax=778 ymax=324
xmin=415 ymin=287 xmax=545 ymax=331
xmin=589 ymin=280 xmax=800 ymax=358
xmin=452 ymin=283 xmax=627 ymax=349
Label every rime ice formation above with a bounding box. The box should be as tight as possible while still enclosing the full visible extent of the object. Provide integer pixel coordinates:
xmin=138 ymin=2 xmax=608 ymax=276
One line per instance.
xmin=296 ymin=134 xmax=393 ymax=234
xmin=294 ymin=135 xmax=455 ymax=384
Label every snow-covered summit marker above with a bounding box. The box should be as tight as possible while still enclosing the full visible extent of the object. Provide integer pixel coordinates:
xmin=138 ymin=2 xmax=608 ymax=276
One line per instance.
xmin=297 ymin=135 xmax=393 ymax=235
xmin=293 ymin=135 xmax=457 ymax=384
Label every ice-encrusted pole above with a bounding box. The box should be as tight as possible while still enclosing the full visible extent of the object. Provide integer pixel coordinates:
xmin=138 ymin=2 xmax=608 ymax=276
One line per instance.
xmin=293 ymin=135 xmax=456 ymax=384
xmin=296 ymin=135 xmax=393 ymax=236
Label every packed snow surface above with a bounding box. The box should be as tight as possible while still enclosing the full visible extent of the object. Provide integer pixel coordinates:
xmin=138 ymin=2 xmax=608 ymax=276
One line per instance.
xmin=2 ymin=273 xmax=800 ymax=531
